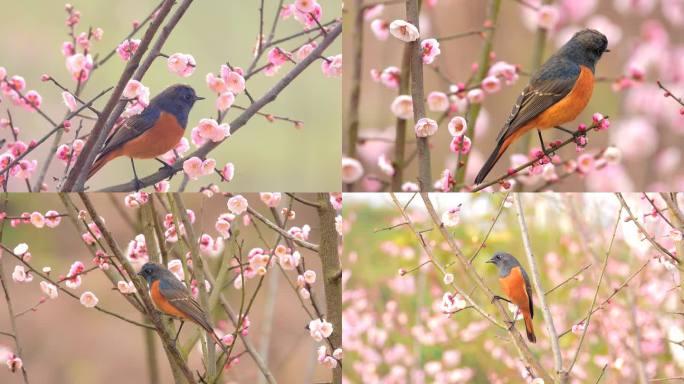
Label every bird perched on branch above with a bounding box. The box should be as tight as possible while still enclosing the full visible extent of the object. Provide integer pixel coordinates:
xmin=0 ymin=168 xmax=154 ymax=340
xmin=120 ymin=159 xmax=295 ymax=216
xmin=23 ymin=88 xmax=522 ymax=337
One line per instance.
xmin=87 ymin=84 xmax=204 ymax=189
xmin=487 ymin=252 xmax=536 ymax=343
xmin=475 ymin=29 xmax=609 ymax=185
xmin=137 ymin=262 xmax=228 ymax=354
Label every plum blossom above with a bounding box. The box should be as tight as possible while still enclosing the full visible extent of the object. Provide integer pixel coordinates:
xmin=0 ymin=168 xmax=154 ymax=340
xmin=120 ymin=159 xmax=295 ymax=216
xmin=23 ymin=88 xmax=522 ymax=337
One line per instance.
xmin=221 ymin=163 xmax=235 ymax=182
xmin=378 ymin=153 xmax=395 ymax=176
xmin=441 ymin=206 xmax=460 ymax=227
xmin=370 ymin=19 xmax=390 ymax=40
xmin=259 ymin=192 xmax=282 ymax=207
xmin=309 ymin=318 xmax=333 ymax=341
xmin=117 ymin=280 xmax=136 ymax=294
xmin=215 ymin=92 xmax=235 ymax=111
xmin=193 ymin=118 xmax=230 ymax=143
xmin=537 ymin=5 xmax=560 ymax=29
xmin=116 ymin=39 xmax=140 ymax=61
xmin=342 ymin=157 xmax=364 ymax=183
xmin=11 ymin=265 xmax=32 ymax=283
xmin=62 ymin=91 xmax=77 ymax=112
xmin=166 ymin=53 xmax=196 ymax=77
xmin=40 ymin=281 xmax=58 ymax=299
xmin=79 ymin=291 xmax=99 ymax=308
xmin=420 ymin=38 xmax=440 ymax=64
xmin=389 ymin=20 xmax=420 ymax=42
xmin=321 ymin=54 xmax=342 ymax=77
xmin=427 ymin=91 xmax=449 ymax=112
xmin=227 ymin=195 xmax=249 ymax=215
xmin=391 ymin=95 xmax=413 ymax=119
xmin=414 ymin=118 xmax=438 ymax=138
xmin=183 ymin=157 xmax=216 ymax=180
xmin=441 ymin=292 xmax=466 ymax=314
xmin=447 ymin=116 xmax=467 ymax=137
xmin=449 ymin=135 xmax=472 ymax=154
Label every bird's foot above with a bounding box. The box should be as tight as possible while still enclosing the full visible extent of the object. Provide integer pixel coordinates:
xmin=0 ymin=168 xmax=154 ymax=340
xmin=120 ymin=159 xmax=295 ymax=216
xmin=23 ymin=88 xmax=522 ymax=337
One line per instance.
xmin=504 ymin=320 xmax=516 ymax=331
xmin=491 ymin=295 xmax=511 ymax=304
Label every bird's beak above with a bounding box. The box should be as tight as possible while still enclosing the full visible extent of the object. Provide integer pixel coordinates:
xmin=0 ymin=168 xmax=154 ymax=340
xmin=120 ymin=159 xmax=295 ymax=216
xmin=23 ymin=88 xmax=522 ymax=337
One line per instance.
xmin=136 ymin=270 xmax=143 ymax=276
xmin=195 ymin=95 xmax=205 ymax=101
xmin=604 ymin=49 xmax=611 ymax=53
xmin=485 ymin=259 xmax=495 ymax=264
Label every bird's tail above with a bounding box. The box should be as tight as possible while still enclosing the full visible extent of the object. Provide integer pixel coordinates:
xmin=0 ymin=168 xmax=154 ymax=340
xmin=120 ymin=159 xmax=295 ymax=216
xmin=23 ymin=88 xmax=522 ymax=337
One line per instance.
xmin=474 ymin=141 xmax=504 ymax=185
xmin=523 ymin=311 xmax=536 ymax=343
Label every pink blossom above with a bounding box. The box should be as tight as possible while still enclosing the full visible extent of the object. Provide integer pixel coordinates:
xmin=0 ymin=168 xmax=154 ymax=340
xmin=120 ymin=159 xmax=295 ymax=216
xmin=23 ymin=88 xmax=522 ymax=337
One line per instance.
xmin=10 ymin=160 xmax=37 ymax=179
xmin=577 ymin=153 xmax=595 ymax=173
xmin=40 ymin=281 xmax=59 ymax=299
xmin=309 ymin=318 xmax=333 ymax=341
xmin=221 ymin=162 xmax=235 ymax=182
xmin=481 ymin=76 xmax=502 ymax=93
xmin=377 ymin=154 xmax=395 ymax=176
xmin=194 ymin=118 xmax=230 ymax=142
xmin=13 ymin=243 xmax=28 ymax=257
xmin=303 ymin=270 xmax=316 ymax=284
xmin=322 ymin=54 xmax=342 ymax=77
xmin=537 ymin=5 xmax=560 ymax=29
xmin=447 ymin=116 xmax=467 ymax=136
xmin=427 ymin=91 xmax=449 ymax=112
xmin=259 ymin=192 xmax=282 ymax=207
xmin=182 ymin=157 xmax=215 ymax=180
xmin=449 ymin=135 xmax=472 ymax=154
xmin=224 ymin=69 xmax=246 ymax=94
xmin=443 ymin=273 xmax=454 ymax=284
xmin=227 ymin=195 xmax=249 ymax=215
xmin=363 ymin=5 xmax=384 ymax=20
xmin=441 ymin=292 xmax=466 ymax=314
xmin=155 ymin=180 xmax=170 ymax=192
xmin=466 ymin=88 xmax=485 ymax=104
xmin=268 ymin=47 xmax=290 ymax=66
xmin=414 ymin=118 xmax=438 ymax=138
xmin=293 ymin=2 xmax=323 ymax=28
xmin=116 ymin=39 xmax=140 ymax=61
xmin=124 ymin=192 xmax=149 ymax=208
xmin=122 ymin=80 xmax=149 ymax=101
xmin=441 ymin=206 xmax=460 ymax=227
xmin=215 ymin=213 xmax=234 ymax=238
xmin=402 ymin=182 xmax=420 ymax=191
xmin=167 ymin=53 xmax=196 ymax=77
xmin=294 ymin=0 xmax=318 ymax=13
xmin=342 ymin=157 xmax=364 ymax=183
xmin=11 ymin=265 xmax=32 ymax=283
xmin=6 ymin=355 xmax=22 ymax=372
xmin=389 ymin=20 xmax=420 ymax=42
xmin=296 ymin=42 xmax=318 ymax=61
xmin=79 ymin=291 xmax=99 ymax=308
xmin=390 ymin=95 xmax=414 ymax=119
xmin=23 ymin=90 xmax=42 ymax=110
xmin=380 ymin=66 xmax=400 ymax=89
xmin=62 ymin=91 xmax=78 ymax=112
xmin=0 ymin=66 xmax=6 ymax=82
xmin=435 ymin=169 xmax=455 ymax=192
xmin=44 ymin=211 xmax=62 ymax=228
xmin=65 ymin=53 xmax=93 ymax=81
xmin=420 ymin=38 xmax=440 ymax=64
xmin=206 ymin=73 xmax=228 ymax=93
xmin=370 ymin=19 xmax=390 ymax=40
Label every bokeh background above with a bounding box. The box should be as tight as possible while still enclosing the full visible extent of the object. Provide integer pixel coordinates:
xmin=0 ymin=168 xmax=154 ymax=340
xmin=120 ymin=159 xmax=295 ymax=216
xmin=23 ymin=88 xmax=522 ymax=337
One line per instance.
xmin=0 ymin=0 xmax=341 ymax=191
xmin=342 ymin=193 xmax=682 ymax=383
xmin=343 ymin=0 xmax=684 ymax=191
xmin=0 ymin=193 xmax=330 ymax=383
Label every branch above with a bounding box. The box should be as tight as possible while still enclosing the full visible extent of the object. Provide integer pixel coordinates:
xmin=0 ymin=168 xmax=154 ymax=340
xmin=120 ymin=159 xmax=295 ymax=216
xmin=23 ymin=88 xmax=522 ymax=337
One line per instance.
xmin=657 ymin=80 xmax=684 ymax=107
xmin=567 ymin=205 xmax=622 ymax=376
xmin=615 ymin=193 xmax=680 ymax=264
xmin=316 ymin=193 xmax=342 ymax=383
xmin=99 ymin=22 xmax=342 ymax=192
xmin=514 ymin=194 xmax=563 ymax=380
xmin=246 ymin=204 xmax=320 ymax=252
xmin=406 ymin=0 xmax=431 ymax=190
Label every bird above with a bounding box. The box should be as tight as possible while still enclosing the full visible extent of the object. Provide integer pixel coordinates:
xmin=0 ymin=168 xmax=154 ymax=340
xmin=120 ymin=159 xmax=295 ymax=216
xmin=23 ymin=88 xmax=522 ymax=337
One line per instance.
xmin=474 ymin=29 xmax=609 ymax=185
xmin=87 ymin=84 xmax=204 ymax=188
xmin=486 ymin=252 xmax=536 ymax=343
xmin=137 ymin=262 xmax=227 ymax=353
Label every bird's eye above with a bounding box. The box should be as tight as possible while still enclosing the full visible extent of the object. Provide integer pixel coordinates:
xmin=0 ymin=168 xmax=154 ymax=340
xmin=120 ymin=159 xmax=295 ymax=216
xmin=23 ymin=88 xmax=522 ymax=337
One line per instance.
xmin=184 ymin=94 xmax=192 ymax=101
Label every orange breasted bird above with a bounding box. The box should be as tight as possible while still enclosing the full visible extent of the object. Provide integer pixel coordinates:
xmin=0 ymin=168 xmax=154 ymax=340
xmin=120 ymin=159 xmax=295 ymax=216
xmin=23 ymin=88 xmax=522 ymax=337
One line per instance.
xmin=474 ymin=29 xmax=609 ymax=184
xmin=137 ymin=262 xmax=227 ymax=353
xmin=87 ymin=84 xmax=204 ymax=187
xmin=487 ymin=252 xmax=536 ymax=343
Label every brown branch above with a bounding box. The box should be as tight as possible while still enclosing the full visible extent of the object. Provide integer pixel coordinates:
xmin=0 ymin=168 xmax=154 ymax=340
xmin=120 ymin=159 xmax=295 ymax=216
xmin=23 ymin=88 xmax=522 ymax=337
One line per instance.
xmin=406 ymin=0 xmax=431 ymax=190
xmin=657 ymin=80 xmax=684 ymax=107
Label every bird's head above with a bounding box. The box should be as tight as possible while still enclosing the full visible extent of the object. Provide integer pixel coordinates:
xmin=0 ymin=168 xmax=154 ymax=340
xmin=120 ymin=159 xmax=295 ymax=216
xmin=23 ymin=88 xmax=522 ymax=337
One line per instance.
xmin=137 ymin=262 xmax=165 ymax=284
xmin=152 ymin=84 xmax=204 ymax=127
xmin=486 ymin=252 xmax=519 ymax=274
xmin=564 ymin=29 xmax=609 ymax=67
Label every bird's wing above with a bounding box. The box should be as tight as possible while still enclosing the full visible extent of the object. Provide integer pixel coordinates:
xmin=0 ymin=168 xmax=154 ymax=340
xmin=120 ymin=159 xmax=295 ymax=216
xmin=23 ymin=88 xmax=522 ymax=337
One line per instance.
xmin=158 ymin=276 xmax=213 ymax=332
xmin=497 ymin=58 xmax=580 ymax=143
xmin=96 ymin=106 xmax=160 ymax=160
xmin=520 ymin=267 xmax=534 ymax=319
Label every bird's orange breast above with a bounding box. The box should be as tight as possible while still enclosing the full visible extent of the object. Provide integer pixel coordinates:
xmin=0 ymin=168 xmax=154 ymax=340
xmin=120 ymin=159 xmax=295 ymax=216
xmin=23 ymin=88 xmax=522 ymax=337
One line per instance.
xmin=119 ymin=111 xmax=185 ymax=159
xmin=528 ymin=65 xmax=595 ymax=129
xmin=498 ymin=266 xmax=530 ymax=311
xmin=150 ymin=280 xmax=188 ymax=319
